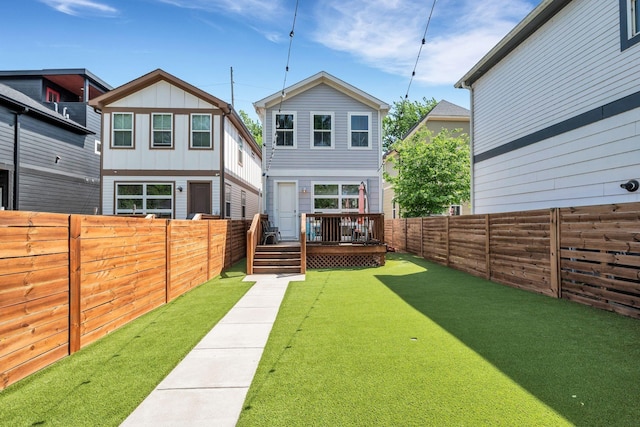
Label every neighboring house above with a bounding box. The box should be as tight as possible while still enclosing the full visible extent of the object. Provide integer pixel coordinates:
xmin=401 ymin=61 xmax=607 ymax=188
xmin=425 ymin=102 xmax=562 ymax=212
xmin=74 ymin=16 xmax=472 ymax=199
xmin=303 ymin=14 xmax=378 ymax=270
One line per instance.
xmin=455 ymin=0 xmax=640 ymax=214
xmin=89 ymin=69 xmax=262 ymax=219
xmin=382 ymin=99 xmax=471 ymax=218
xmin=0 ymin=69 xmax=111 ymax=213
xmin=253 ymin=71 xmax=389 ymax=240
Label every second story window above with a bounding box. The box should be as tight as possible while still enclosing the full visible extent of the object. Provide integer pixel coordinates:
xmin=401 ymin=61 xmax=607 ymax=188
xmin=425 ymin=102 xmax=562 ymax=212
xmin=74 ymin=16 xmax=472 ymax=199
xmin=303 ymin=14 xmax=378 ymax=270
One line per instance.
xmin=112 ymin=113 xmax=133 ymax=148
xmin=238 ymin=138 xmax=244 ymax=165
xmin=622 ymin=0 xmax=640 ymax=50
xmin=152 ymin=113 xmax=173 ymax=148
xmin=349 ymin=113 xmax=371 ymax=149
xmin=312 ymin=112 xmax=334 ymax=148
xmin=191 ymin=114 xmax=212 ymax=148
xmin=275 ymin=112 xmax=295 ymax=148
xmin=46 ymin=88 xmax=60 ymax=103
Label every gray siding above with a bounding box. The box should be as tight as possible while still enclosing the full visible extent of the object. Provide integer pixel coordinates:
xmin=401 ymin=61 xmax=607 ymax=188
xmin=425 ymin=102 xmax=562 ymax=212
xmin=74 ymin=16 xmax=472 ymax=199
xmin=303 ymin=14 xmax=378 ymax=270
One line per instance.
xmin=264 ymin=83 xmax=381 ymax=171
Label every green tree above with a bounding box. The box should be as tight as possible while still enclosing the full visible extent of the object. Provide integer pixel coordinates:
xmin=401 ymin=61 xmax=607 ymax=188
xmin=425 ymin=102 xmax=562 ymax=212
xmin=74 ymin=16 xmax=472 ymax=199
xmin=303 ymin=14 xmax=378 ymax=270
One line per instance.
xmin=382 ymin=97 xmax=437 ymax=152
xmin=239 ymin=110 xmax=262 ymax=146
xmin=386 ymin=127 xmax=470 ymax=217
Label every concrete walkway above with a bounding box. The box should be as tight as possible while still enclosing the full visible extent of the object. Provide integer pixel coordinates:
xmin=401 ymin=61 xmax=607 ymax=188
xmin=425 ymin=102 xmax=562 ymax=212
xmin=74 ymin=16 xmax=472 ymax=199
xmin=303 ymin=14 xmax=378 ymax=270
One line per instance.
xmin=121 ymin=273 xmax=304 ymax=427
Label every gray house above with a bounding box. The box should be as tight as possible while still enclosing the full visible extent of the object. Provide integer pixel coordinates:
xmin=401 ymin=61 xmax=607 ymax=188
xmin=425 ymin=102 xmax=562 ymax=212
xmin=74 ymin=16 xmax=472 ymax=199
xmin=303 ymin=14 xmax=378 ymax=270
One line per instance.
xmin=0 ymin=69 xmax=111 ymax=213
xmin=254 ymin=71 xmax=389 ymax=240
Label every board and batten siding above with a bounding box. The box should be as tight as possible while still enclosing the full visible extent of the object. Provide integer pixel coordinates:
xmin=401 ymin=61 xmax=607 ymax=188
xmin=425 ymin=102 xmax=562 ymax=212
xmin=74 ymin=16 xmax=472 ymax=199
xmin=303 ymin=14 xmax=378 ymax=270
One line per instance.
xmin=102 ymin=175 xmax=221 ymax=219
xmin=470 ymin=0 xmax=640 ymax=213
xmin=224 ymin=119 xmax=261 ymax=192
xmin=101 ymin=111 xmax=221 ymax=171
xmin=264 ymin=83 xmax=382 ymax=171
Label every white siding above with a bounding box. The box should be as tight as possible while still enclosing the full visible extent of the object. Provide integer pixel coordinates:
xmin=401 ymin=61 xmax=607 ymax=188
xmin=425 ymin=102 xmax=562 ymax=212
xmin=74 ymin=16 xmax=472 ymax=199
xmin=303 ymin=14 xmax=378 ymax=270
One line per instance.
xmin=108 ymin=81 xmax=218 ymax=109
xmin=224 ymin=119 xmax=262 ymax=191
xmin=473 ymin=108 xmax=640 ymax=213
xmin=473 ymin=0 xmax=640 ymax=154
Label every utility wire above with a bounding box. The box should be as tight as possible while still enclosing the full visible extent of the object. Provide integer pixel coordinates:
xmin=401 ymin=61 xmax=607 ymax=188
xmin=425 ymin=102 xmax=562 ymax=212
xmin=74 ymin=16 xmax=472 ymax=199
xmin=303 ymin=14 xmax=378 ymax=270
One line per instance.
xmin=404 ymin=0 xmax=437 ymax=100
xmin=267 ymin=0 xmax=300 ymax=174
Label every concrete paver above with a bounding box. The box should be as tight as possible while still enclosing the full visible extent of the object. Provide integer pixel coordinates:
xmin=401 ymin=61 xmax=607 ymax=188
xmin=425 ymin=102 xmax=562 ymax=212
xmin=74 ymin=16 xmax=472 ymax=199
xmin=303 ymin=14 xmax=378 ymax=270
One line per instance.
xmin=121 ymin=273 xmax=304 ymax=427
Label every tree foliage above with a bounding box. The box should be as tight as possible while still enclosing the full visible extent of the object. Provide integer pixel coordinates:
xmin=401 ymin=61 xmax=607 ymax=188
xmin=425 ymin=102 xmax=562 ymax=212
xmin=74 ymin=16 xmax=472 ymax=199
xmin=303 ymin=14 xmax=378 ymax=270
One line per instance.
xmin=386 ymin=127 xmax=470 ymax=217
xmin=382 ymin=97 xmax=438 ymax=152
xmin=239 ymin=110 xmax=263 ymax=146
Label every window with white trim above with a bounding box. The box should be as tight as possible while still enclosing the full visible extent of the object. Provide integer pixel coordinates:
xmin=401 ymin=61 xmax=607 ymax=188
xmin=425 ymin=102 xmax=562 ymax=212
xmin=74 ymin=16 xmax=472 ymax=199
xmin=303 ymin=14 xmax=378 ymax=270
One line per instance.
xmin=94 ymin=139 xmax=101 ymax=155
xmin=274 ymin=112 xmax=295 ymax=148
xmin=152 ymin=113 xmax=173 ymax=148
xmin=313 ymin=183 xmax=360 ymax=212
xmin=191 ymin=114 xmax=212 ymax=148
xmin=112 ymin=113 xmax=133 ymax=147
xmin=311 ymin=112 xmax=334 ymax=148
xmin=115 ymin=183 xmax=173 ymax=218
xmin=238 ymin=138 xmax=244 ymax=165
xmin=348 ymin=113 xmax=371 ymax=148
xmin=241 ymin=190 xmax=246 ymax=218
xmin=622 ymin=0 xmax=640 ymax=50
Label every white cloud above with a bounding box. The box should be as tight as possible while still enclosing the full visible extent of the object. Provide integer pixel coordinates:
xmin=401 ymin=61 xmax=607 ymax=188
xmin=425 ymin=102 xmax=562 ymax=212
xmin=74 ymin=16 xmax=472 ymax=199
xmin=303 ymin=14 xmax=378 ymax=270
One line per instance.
xmin=40 ymin=0 xmax=118 ymax=16
xmin=310 ymin=0 xmax=538 ymax=86
xmin=156 ymin=0 xmax=287 ymax=22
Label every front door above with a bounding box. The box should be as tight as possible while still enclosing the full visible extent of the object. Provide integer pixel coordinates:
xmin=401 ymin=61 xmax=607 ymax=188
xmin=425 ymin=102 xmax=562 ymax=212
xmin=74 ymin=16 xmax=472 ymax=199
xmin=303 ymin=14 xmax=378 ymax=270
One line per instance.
xmin=188 ymin=181 xmax=212 ymax=216
xmin=276 ymin=182 xmax=297 ymax=240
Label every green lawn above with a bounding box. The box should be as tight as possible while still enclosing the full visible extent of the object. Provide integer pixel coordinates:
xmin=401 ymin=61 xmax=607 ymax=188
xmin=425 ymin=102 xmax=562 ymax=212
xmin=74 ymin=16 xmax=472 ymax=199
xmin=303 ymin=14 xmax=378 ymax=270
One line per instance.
xmin=0 ymin=261 xmax=252 ymax=427
xmin=3 ymin=255 xmax=639 ymax=426
xmin=238 ymin=253 xmax=640 ymax=426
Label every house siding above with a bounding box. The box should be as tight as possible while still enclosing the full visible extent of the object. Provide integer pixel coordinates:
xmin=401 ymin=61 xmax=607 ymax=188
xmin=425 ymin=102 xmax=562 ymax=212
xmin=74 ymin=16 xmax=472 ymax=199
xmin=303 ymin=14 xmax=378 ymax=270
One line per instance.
xmin=468 ymin=0 xmax=640 ymax=213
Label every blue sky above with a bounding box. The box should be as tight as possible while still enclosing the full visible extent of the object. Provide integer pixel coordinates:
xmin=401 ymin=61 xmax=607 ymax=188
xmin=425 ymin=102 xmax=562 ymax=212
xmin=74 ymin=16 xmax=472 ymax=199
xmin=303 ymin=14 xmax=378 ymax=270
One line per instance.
xmin=1 ymin=0 xmax=541 ymax=120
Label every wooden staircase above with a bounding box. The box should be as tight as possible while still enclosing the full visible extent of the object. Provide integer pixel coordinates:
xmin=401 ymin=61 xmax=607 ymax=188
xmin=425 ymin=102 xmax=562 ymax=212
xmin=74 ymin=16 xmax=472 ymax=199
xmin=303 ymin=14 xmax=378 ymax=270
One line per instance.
xmin=252 ymin=243 xmax=302 ymax=274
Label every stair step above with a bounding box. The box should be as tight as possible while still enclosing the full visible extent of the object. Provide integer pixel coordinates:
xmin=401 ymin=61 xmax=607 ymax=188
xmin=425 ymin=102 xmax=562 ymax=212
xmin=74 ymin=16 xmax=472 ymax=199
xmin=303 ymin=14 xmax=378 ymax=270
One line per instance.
xmin=254 ymin=252 xmax=300 ymax=259
xmin=252 ymin=266 xmax=301 ymax=274
xmin=254 ymin=259 xmax=301 ymax=266
xmin=256 ymin=245 xmax=300 ymax=252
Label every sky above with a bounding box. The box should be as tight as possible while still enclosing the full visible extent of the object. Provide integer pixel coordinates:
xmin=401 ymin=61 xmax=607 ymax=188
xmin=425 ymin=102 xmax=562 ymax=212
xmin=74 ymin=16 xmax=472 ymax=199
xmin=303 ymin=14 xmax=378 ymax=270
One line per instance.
xmin=1 ymin=0 xmax=542 ymax=121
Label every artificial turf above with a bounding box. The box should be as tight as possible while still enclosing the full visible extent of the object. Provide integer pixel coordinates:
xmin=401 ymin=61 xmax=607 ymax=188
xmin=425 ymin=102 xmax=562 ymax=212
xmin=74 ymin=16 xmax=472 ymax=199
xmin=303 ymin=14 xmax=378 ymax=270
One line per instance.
xmin=0 ymin=260 xmax=252 ymax=427
xmin=238 ymin=253 xmax=640 ymax=426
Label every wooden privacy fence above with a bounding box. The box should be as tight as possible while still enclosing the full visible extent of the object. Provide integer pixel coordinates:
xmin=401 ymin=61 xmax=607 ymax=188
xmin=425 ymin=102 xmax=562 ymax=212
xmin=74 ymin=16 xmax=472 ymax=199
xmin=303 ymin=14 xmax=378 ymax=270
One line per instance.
xmin=386 ymin=203 xmax=640 ymax=320
xmin=0 ymin=211 xmax=249 ymax=390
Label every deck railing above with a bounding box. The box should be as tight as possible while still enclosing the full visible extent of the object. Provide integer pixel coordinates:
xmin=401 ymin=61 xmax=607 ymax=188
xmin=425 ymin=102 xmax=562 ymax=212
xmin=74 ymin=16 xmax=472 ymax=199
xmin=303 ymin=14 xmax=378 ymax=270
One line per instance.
xmin=304 ymin=213 xmax=384 ymax=245
xmin=246 ymin=213 xmax=267 ymax=274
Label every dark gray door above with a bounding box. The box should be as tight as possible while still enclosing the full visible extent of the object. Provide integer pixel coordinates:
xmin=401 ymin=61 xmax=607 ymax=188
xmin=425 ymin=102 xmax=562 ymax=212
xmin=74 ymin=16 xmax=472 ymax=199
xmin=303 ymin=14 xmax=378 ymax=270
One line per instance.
xmin=188 ymin=182 xmax=212 ymax=215
xmin=0 ymin=170 xmax=8 ymax=210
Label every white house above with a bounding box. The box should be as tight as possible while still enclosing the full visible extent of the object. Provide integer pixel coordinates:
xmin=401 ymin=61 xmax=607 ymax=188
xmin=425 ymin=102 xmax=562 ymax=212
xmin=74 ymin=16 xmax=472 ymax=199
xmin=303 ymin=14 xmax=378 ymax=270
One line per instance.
xmin=254 ymin=71 xmax=389 ymax=240
xmin=90 ymin=69 xmax=262 ymax=219
xmin=455 ymin=0 xmax=640 ymax=214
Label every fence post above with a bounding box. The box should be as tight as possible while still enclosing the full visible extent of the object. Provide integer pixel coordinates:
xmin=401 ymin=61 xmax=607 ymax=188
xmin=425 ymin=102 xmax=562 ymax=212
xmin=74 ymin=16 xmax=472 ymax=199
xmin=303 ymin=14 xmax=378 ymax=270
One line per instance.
xmin=207 ymin=221 xmax=211 ymax=281
xmin=420 ymin=217 xmax=424 ymax=258
xmin=69 ymin=215 xmax=81 ymax=354
xmin=445 ymin=216 xmax=450 ymax=267
xmin=165 ymin=220 xmax=171 ymax=303
xmin=485 ymin=214 xmax=491 ymax=280
xmin=550 ymin=208 xmax=561 ymax=298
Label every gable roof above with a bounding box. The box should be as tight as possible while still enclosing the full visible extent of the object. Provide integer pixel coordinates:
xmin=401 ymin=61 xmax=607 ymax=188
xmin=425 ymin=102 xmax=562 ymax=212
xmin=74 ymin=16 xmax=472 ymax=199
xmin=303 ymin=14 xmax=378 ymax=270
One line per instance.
xmin=253 ymin=71 xmax=389 ymax=117
xmin=403 ymin=99 xmax=469 ymax=140
xmin=89 ymin=69 xmax=261 ymax=158
xmin=0 ymin=82 xmax=93 ymax=134
xmin=455 ymin=0 xmax=571 ymax=88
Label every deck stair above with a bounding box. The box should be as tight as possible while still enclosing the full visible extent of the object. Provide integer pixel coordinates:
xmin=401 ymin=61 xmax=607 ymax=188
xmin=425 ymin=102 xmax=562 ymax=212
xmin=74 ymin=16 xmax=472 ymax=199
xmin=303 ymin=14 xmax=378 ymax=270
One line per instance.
xmin=252 ymin=243 xmax=302 ymax=274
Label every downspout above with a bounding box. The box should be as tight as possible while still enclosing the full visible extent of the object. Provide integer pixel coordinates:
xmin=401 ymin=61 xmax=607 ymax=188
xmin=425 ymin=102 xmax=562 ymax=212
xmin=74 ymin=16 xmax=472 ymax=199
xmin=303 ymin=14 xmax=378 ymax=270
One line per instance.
xmin=460 ymin=81 xmax=475 ymax=214
xmin=13 ymin=108 xmax=27 ymax=210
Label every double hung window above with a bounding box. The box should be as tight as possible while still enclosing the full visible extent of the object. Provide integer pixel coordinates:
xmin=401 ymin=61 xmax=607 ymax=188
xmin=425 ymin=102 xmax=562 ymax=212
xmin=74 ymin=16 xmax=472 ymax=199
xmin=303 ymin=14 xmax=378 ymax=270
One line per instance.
xmin=152 ymin=113 xmax=173 ymax=148
xmin=274 ymin=112 xmax=295 ymax=147
xmin=112 ymin=113 xmax=133 ymax=147
xmin=311 ymin=112 xmax=334 ymax=148
xmin=191 ymin=114 xmax=212 ymax=148
xmin=349 ymin=113 xmax=371 ymax=148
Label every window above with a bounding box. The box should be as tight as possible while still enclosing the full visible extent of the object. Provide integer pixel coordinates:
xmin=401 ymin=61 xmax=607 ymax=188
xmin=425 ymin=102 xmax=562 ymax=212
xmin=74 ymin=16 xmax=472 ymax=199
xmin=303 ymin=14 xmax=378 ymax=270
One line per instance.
xmin=115 ymin=183 xmax=173 ymax=218
xmin=94 ymin=139 xmax=101 ymax=155
xmin=241 ymin=190 xmax=246 ymax=218
xmin=392 ymin=200 xmax=397 ymax=219
xmin=348 ymin=113 xmax=371 ymax=148
xmin=238 ymin=138 xmax=244 ymax=165
xmin=46 ymin=88 xmax=60 ymax=103
xmin=621 ymin=0 xmax=640 ymax=50
xmin=311 ymin=112 xmax=334 ymax=148
xmin=450 ymin=205 xmax=461 ymax=216
xmin=191 ymin=114 xmax=212 ymax=148
xmin=152 ymin=113 xmax=173 ymax=148
xmin=112 ymin=113 xmax=133 ymax=147
xmin=274 ymin=112 xmax=295 ymax=147
xmin=225 ymin=184 xmax=231 ymax=218
xmin=313 ymin=183 xmax=361 ymax=212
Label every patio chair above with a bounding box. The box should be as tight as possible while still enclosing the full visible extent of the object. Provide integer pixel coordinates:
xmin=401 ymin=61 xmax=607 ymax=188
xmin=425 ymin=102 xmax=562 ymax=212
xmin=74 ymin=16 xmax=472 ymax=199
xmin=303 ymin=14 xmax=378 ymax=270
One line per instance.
xmin=261 ymin=220 xmax=279 ymax=244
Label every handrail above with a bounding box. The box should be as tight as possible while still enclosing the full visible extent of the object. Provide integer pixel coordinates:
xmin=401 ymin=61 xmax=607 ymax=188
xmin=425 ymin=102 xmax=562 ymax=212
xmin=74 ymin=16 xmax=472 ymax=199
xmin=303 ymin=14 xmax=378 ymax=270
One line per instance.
xmin=300 ymin=213 xmax=307 ymax=274
xmin=305 ymin=213 xmax=385 ymax=245
xmin=246 ymin=213 xmax=263 ymax=274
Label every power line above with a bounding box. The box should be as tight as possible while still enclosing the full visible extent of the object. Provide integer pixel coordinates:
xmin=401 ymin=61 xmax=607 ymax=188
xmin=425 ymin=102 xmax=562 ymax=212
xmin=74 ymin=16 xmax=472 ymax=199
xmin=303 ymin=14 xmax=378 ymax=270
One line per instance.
xmin=404 ymin=0 xmax=438 ymax=100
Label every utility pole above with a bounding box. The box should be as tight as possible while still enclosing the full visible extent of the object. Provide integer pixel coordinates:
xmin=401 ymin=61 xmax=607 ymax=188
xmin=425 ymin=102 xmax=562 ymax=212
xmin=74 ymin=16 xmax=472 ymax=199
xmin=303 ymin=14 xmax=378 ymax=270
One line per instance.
xmin=230 ymin=66 xmax=235 ymax=108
